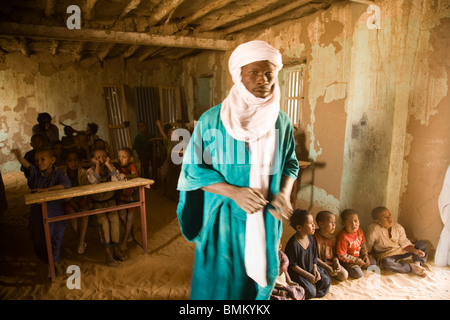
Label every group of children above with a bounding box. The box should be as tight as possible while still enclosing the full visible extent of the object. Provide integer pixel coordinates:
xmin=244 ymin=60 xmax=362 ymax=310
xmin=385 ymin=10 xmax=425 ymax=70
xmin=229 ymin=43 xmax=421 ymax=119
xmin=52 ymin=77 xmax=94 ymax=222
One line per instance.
xmin=11 ymin=133 xmax=141 ymax=277
xmin=272 ymin=206 xmax=428 ymax=300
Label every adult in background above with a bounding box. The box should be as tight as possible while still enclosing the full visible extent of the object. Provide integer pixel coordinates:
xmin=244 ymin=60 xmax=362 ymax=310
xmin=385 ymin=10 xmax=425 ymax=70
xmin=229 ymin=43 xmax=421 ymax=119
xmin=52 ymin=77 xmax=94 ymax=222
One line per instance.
xmin=32 ymin=112 xmax=59 ymax=147
xmin=177 ymin=40 xmax=299 ymax=299
xmin=435 ymin=165 xmax=450 ymax=266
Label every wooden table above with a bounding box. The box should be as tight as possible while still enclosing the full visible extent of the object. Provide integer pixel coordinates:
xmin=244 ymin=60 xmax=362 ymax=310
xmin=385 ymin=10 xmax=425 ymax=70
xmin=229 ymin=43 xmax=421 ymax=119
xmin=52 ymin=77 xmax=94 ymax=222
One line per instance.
xmin=24 ymin=177 xmax=154 ymax=281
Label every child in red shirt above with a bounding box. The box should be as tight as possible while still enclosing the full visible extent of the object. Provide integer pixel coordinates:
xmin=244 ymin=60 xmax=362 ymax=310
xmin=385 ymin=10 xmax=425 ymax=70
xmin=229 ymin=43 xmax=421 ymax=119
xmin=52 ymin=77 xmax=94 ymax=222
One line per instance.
xmin=116 ymin=147 xmax=139 ymax=253
xmin=336 ymin=209 xmax=372 ymax=279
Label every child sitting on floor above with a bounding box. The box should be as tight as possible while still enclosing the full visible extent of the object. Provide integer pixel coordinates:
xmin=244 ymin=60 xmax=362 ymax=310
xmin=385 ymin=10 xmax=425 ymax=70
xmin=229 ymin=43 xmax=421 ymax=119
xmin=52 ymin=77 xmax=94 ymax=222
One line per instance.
xmin=336 ymin=209 xmax=372 ymax=279
xmin=115 ymin=147 xmax=139 ymax=253
xmin=314 ymin=210 xmax=348 ymax=281
xmin=11 ymin=147 xmax=71 ymax=277
xmin=284 ymin=209 xmax=331 ymax=299
xmin=86 ymin=147 xmax=127 ymax=267
xmin=366 ymin=206 xmax=428 ymax=276
xmin=64 ymin=150 xmax=91 ymax=255
xmin=271 ymin=241 xmax=305 ymax=300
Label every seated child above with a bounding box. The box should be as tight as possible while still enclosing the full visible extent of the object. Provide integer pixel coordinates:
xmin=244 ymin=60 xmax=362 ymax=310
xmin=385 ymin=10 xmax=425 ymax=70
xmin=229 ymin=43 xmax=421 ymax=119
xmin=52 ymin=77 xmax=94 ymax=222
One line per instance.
xmin=284 ymin=209 xmax=331 ymax=299
xmin=86 ymin=147 xmax=127 ymax=267
xmin=314 ymin=210 xmax=348 ymax=281
xmin=115 ymin=147 xmax=139 ymax=252
xmin=64 ymin=150 xmax=91 ymax=255
xmin=11 ymin=147 xmax=71 ymax=277
xmin=132 ymin=121 xmax=154 ymax=179
xmin=271 ymin=241 xmax=305 ymax=300
xmin=52 ymin=140 xmax=65 ymax=167
xmin=72 ymin=132 xmax=90 ymax=163
xmin=366 ymin=206 xmax=428 ymax=275
xmin=61 ymin=125 xmax=76 ymax=150
xmin=336 ymin=209 xmax=372 ymax=279
xmin=23 ymin=134 xmax=45 ymax=170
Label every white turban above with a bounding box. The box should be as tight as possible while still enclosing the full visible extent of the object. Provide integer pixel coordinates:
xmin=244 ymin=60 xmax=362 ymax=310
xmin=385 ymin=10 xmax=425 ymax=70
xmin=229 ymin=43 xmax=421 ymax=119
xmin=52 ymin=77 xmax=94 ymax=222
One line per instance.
xmin=220 ymin=40 xmax=283 ymax=142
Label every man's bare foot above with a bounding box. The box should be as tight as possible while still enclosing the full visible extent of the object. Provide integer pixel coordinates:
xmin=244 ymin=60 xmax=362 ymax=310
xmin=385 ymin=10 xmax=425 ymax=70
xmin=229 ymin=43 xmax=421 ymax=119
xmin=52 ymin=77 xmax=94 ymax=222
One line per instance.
xmin=410 ymin=262 xmax=426 ymax=276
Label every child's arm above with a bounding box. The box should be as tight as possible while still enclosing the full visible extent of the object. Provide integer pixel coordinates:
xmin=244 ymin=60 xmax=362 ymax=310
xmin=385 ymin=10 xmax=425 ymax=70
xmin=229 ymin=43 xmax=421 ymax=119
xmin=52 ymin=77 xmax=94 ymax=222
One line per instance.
xmin=156 ymin=120 xmax=168 ymax=141
xmin=11 ymin=149 xmax=30 ymax=169
xmin=317 ymin=257 xmax=336 ymax=276
xmin=313 ymin=264 xmax=321 ymax=282
xmin=289 ymin=265 xmax=317 ymax=284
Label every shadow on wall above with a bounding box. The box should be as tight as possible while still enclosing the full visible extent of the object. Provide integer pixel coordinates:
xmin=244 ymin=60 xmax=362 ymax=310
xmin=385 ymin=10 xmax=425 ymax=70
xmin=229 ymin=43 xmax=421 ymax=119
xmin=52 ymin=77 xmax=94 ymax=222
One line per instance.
xmin=293 ymin=126 xmax=326 ymax=211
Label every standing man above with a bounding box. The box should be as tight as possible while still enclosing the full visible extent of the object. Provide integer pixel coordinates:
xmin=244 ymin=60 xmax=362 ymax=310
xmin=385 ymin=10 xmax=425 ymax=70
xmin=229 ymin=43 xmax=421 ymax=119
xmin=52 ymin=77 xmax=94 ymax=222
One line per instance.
xmin=177 ymin=40 xmax=299 ymax=299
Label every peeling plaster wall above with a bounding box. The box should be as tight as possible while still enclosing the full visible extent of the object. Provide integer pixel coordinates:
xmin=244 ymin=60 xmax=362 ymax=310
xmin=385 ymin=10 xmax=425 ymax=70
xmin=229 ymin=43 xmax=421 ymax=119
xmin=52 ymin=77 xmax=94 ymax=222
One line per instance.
xmin=0 ymin=53 xmax=182 ymax=172
xmin=226 ymin=0 xmax=449 ymax=248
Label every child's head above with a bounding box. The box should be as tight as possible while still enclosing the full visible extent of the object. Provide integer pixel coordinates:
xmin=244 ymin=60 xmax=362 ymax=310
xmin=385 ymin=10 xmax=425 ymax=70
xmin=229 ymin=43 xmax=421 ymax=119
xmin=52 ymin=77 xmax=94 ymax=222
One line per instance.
xmin=86 ymin=123 xmax=99 ymax=135
xmin=290 ymin=209 xmax=315 ymax=235
xmin=52 ymin=140 xmax=64 ymax=158
xmin=34 ymin=148 xmax=55 ymax=172
xmin=64 ymin=150 xmax=80 ymax=171
xmin=316 ymin=210 xmax=336 ymax=235
xmin=340 ymin=209 xmax=360 ymax=234
xmin=118 ymin=147 xmax=134 ymax=167
xmin=30 ymin=134 xmax=44 ymax=151
xmin=371 ymin=206 xmax=393 ymax=229
xmin=74 ymin=132 xmax=88 ymax=147
xmin=93 ymin=138 xmax=106 ymax=149
xmin=37 ymin=113 xmax=52 ymax=130
xmin=92 ymin=147 xmax=108 ymax=165
xmin=63 ymin=126 xmax=75 ymax=137
xmin=138 ymin=121 xmax=148 ymax=134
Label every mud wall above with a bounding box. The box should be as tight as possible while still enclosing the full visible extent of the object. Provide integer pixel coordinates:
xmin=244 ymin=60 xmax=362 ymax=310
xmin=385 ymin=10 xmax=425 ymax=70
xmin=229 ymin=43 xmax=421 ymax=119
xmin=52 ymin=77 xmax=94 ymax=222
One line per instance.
xmin=233 ymin=0 xmax=449 ymax=248
xmin=0 ymin=53 xmax=182 ymax=172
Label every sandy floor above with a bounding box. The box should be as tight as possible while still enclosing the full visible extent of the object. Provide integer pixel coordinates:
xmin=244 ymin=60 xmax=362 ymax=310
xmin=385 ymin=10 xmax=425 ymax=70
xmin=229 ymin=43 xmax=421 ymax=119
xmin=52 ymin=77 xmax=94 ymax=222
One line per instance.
xmin=1 ymin=172 xmax=449 ymax=300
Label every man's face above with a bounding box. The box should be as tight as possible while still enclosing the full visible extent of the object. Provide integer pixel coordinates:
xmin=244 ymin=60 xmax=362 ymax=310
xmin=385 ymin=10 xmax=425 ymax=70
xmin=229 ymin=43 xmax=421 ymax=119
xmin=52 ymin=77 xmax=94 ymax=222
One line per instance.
xmin=240 ymin=60 xmax=276 ymax=99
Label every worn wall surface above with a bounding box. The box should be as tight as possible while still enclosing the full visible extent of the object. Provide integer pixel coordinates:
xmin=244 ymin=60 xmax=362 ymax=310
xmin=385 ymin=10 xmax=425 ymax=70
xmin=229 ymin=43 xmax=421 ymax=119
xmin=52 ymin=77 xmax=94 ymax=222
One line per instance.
xmin=236 ymin=0 xmax=450 ymax=248
xmin=0 ymin=53 xmax=182 ymax=172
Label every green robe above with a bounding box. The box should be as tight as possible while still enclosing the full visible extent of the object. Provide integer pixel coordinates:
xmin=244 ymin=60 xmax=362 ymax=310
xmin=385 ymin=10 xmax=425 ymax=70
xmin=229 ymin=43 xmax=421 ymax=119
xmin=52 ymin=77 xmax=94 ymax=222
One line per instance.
xmin=177 ymin=104 xmax=299 ymax=300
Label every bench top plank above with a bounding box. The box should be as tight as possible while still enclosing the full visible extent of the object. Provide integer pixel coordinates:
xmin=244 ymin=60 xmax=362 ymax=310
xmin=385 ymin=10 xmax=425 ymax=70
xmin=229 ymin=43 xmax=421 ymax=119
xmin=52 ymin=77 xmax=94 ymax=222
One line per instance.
xmin=24 ymin=177 xmax=154 ymax=205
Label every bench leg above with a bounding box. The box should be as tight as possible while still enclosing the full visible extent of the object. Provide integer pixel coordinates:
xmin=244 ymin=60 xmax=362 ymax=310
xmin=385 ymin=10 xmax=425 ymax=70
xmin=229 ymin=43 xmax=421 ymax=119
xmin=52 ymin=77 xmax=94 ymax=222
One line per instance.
xmin=42 ymin=202 xmax=55 ymax=282
xmin=139 ymin=186 xmax=148 ymax=253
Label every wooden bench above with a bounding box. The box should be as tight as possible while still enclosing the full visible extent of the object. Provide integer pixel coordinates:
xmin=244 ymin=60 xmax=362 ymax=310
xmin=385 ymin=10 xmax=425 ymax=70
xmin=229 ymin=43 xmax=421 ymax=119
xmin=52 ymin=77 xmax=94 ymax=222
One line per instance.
xmin=24 ymin=177 xmax=154 ymax=281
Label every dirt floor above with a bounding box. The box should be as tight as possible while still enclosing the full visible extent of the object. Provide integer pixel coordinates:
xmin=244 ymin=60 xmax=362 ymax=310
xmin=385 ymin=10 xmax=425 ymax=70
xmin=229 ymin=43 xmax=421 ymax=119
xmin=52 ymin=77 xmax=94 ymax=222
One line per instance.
xmin=1 ymin=172 xmax=449 ymax=300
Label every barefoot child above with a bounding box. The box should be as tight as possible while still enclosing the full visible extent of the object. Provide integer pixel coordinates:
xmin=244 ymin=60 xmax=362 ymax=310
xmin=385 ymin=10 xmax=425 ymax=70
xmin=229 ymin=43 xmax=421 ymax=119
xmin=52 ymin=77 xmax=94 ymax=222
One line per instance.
xmin=86 ymin=147 xmax=127 ymax=267
xmin=64 ymin=150 xmax=90 ymax=255
xmin=11 ymin=147 xmax=71 ymax=277
xmin=336 ymin=209 xmax=372 ymax=279
xmin=271 ymin=241 xmax=305 ymax=300
xmin=115 ymin=147 xmax=139 ymax=253
xmin=366 ymin=206 xmax=428 ymax=275
xmin=284 ymin=209 xmax=331 ymax=299
xmin=314 ymin=210 xmax=348 ymax=281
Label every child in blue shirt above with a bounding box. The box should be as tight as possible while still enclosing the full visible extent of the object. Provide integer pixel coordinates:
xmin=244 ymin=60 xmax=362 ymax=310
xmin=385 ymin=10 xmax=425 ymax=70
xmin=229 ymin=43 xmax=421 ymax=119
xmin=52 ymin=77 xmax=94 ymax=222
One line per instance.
xmin=12 ymin=147 xmax=71 ymax=277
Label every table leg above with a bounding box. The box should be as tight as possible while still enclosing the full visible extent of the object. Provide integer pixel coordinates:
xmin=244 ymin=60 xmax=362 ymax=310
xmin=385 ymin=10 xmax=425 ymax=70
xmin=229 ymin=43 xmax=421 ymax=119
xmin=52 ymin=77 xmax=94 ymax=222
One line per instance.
xmin=42 ymin=202 xmax=55 ymax=281
xmin=139 ymin=186 xmax=148 ymax=253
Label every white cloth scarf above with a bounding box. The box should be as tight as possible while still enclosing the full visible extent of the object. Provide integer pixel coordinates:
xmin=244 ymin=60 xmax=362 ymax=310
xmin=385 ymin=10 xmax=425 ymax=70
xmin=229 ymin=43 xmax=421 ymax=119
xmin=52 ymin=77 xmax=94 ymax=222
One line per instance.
xmin=220 ymin=40 xmax=283 ymax=287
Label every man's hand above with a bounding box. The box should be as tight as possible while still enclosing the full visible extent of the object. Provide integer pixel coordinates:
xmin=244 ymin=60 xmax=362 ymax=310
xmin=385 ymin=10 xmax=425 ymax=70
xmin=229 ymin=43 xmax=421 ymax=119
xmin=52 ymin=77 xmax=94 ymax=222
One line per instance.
xmin=268 ymin=192 xmax=293 ymax=221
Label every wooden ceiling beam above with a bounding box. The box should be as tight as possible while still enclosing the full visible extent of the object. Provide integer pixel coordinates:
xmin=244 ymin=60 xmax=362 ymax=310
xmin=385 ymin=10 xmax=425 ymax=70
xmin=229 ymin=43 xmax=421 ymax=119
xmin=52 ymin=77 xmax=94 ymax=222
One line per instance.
xmin=98 ymin=43 xmax=115 ymax=61
xmin=177 ymin=0 xmax=235 ymax=29
xmin=74 ymin=41 xmax=86 ymax=61
xmin=196 ymin=0 xmax=280 ymax=32
xmin=0 ymin=22 xmax=234 ymax=51
xmin=147 ymin=0 xmax=186 ymax=27
xmin=44 ymin=0 xmax=56 ymax=18
xmin=85 ymin=0 xmax=99 ymax=21
xmin=138 ymin=47 xmax=164 ymax=62
xmin=16 ymin=37 xmax=30 ymax=57
xmin=118 ymin=0 xmax=142 ymax=20
xmin=50 ymin=40 xmax=59 ymax=55
xmin=218 ymin=0 xmax=313 ymax=34
xmin=121 ymin=44 xmax=140 ymax=59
